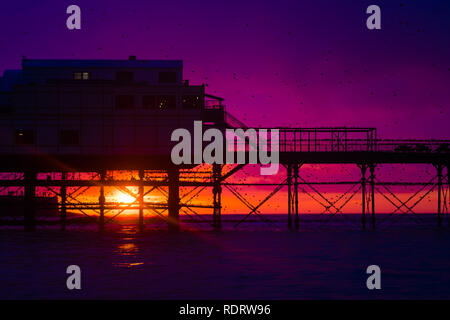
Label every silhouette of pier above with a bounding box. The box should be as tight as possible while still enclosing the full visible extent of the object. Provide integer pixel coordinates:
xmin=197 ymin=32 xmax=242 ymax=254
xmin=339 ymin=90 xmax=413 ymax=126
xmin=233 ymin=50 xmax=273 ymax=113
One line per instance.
xmin=0 ymin=127 xmax=448 ymax=231
xmin=0 ymin=58 xmax=448 ymax=231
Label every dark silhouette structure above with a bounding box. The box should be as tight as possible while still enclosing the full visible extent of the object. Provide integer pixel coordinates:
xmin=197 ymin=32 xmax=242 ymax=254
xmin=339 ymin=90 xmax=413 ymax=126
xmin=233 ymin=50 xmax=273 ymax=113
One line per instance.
xmin=0 ymin=57 xmax=448 ymax=231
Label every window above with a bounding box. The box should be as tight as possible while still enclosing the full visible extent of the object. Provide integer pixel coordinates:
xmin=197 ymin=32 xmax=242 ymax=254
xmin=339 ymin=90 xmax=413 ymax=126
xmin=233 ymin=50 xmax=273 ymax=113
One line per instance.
xmin=115 ymin=95 xmax=135 ymax=109
xmin=15 ymin=129 xmax=35 ymax=145
xmin=142 ymin=95 xmax=156 ymax=109
xmin=60 ymin=130 xmax=79 ymax=146
xmin=157 ymin=95 xmax=176 ymax=109
xmin=116 ymin=71 xmax=134 ymax=82
xmin=182 ymin=95 xmax=201 ymax=109
xmin=73 ymin=72 xmax=90 ymax=80
xmin=158 ymin=72 xmax=177 ymax=83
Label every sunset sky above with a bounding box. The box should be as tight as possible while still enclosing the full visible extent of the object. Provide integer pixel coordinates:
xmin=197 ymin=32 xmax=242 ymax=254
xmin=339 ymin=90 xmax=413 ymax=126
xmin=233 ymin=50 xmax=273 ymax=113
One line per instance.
xmin=0 ymin=0 xmax=449 ymax=215
xmin=1 ymin=0 xmax=449 ymax=137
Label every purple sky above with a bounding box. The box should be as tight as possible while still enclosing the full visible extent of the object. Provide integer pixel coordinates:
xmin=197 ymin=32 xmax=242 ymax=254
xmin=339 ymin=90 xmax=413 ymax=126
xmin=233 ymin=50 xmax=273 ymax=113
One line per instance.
xmin=1 ymin=0 xmax=449 ymax=139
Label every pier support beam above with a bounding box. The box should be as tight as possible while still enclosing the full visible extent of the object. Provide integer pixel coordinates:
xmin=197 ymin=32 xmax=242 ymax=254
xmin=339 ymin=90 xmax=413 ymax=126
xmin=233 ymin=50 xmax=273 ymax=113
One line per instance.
xmin=98 ymin=170 xmax=106 ymax=232
xmin=61 ymin=172 xmax=67 ymax=231
xmin=294 ymin=164 xmax=299 ymax=230
xmin=369 ymin=164 xmax=376 ymax=229
xmin=287 ymin=165 xmax=292 ymax=229
xmin=168 ymin=167 xmax=180 ymax=231
xmin=138 ymin=169 xmax=145 ymax=232
xmin=447 ymin=164 xmax=450 ymax=227
xmin=437 ymin=164 xmax=443 ymax=228
xmin=24 ymin=170 xmax=36 ymax=231
xmin=212 ymin=164 xmax=222 ymax=230
xmin=360 ymin=164 xmax=367 ymax=230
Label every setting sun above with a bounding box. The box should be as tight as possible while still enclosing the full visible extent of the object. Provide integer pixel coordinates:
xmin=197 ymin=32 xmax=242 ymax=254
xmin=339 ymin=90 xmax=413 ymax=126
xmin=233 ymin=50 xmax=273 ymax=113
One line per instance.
xmin=115 ymin=191 xmax=136 ymax=203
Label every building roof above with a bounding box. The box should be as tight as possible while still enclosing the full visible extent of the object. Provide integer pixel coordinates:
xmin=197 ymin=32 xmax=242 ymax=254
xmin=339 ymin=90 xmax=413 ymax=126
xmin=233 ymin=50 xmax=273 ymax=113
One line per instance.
xmin=22 ymin=58 xmax=183 ymax=69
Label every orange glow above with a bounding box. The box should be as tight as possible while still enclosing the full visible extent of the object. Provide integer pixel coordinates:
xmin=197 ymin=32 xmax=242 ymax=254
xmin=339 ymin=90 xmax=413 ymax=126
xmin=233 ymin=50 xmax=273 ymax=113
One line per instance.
xmin=115 ymin=191 xmax=136 ymax=204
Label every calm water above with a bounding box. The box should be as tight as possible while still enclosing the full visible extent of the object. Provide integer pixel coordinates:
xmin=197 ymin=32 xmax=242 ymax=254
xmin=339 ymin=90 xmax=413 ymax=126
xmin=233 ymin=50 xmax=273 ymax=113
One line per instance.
xmin=1 ymin=214 xmax=450 ymax=299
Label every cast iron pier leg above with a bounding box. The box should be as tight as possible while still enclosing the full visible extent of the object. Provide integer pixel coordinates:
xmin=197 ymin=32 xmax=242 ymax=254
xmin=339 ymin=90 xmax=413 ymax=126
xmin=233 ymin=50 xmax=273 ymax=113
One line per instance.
xmin=212 ymin=164 xmax=222 ymax=230
xmin=370 ymin=164 xmax=375 ymax=230
xmin=139 ymin=169 xmax=145 ymax=232
xmin=61 ymin=172 xmax=67 ymax=231
xmin=99 ymin=170 xmax=106 ymax=232
xmin=168 ymin=167 xmax=180 ymax=231
xmin=24 ymin=170 xmax=36 ymax=231
xmin=447 ymin=164 xmax=450 ymax=227
xmin=361 ymin=164 xmax=367 ymax=230
xmin=437 ymin=164 xmax=443 ymax=228
xmin=294 ymin=164 xmax=299 ymax=230
xmin=287 ymin=164 xmax=292 ymax=229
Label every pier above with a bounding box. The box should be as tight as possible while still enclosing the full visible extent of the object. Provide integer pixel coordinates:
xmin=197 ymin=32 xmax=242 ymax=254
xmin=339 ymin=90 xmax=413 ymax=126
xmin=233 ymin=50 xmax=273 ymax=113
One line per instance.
xmin=0 ymin=126 xmax=448 ymax=231
xmin=0 ymin=58 xmax=448 ymax=231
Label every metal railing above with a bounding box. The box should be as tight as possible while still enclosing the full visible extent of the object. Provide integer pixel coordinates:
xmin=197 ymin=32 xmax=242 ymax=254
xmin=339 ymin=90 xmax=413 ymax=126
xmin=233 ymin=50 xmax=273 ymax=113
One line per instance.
xmin=224 ymin=126 xmax=450 ymax=154
xmin=277 ymin=127 xmax=376 ymax=152
xmin=376 ymin=139 xmax=450 ymax=153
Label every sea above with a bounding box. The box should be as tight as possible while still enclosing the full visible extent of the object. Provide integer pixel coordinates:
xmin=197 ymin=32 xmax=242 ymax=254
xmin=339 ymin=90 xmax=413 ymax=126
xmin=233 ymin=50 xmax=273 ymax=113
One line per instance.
xmin=1 ymin=214 xmax=450 ymax=299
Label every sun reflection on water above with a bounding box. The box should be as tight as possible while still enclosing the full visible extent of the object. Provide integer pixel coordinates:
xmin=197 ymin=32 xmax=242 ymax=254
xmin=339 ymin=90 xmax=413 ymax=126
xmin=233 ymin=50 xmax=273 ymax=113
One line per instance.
xmin=116 ymin=243 xmax=139 ymax=256
xmin=113 ymin=225 xmax=145 ymax=268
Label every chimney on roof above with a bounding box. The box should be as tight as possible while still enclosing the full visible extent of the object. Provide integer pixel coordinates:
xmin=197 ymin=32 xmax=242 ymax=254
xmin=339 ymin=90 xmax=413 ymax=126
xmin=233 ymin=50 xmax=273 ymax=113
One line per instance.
xmin=128 ymin=55 xmax=136 ymax=61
